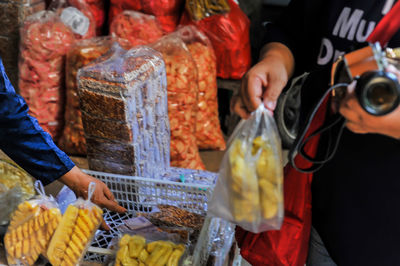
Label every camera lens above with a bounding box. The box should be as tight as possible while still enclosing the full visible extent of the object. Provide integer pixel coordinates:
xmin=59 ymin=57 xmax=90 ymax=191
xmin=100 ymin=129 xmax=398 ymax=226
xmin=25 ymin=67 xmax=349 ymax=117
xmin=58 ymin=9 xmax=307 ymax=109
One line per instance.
xmin=356 ymin=71 xmax=400 ymax=116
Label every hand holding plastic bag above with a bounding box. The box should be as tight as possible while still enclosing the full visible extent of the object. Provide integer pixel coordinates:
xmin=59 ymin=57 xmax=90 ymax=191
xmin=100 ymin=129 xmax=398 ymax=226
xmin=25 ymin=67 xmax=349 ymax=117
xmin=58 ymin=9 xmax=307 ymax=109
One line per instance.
xmin=208 ymin=105 xmax=284 ymax=233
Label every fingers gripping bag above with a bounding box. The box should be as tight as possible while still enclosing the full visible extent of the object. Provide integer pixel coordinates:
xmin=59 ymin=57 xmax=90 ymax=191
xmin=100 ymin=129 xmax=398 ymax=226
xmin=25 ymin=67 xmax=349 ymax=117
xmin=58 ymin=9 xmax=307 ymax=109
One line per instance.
xmin=151 ymin=35 xmax=205 ymax=170
xmin=47 ymin=182 xmax=103 ymax=266
xmin=4 ymin=181 xmax=62 ymax=266
xmin=110 ymin=10 xmax=164 ymax=48
xmin=180 ymin=0 xmax=251 ymax=79
xmin=18 ymin=10 xmax=75 ymax=141
xmin=114 ymin=233 xmax=187 ymax=266
xmin=208 ymin=105 xmax=284 ymax=233
xmin=58 ymin=36 xmax=123 ymax=155
xmin=174 ymin=25 xmax=226 ymax=150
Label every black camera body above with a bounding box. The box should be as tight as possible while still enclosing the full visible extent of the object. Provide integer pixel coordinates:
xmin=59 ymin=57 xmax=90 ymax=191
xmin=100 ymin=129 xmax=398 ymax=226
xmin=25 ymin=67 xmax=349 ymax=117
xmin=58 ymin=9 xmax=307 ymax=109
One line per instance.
xmin=332 ymin=43 xmax=400 ymax=116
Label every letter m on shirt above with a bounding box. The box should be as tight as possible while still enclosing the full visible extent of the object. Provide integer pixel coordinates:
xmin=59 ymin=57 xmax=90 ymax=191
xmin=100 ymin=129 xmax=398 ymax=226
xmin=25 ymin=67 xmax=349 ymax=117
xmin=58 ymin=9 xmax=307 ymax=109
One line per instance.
xmin=333 ymin=7 xmax=364 ymax=41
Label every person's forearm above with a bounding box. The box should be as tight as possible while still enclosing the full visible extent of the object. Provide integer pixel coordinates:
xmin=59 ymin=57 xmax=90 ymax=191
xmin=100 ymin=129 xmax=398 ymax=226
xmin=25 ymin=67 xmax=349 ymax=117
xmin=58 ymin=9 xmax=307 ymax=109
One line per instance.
xmin=259 ymin=42 xmax=295 ymax=80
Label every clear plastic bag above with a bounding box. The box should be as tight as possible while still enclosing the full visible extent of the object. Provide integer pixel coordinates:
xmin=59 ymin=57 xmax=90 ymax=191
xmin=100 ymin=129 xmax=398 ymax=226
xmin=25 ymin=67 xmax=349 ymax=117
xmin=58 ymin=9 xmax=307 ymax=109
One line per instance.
xmin=0 ymin=159 xmax=35 ymax=201
xmin=151 ymin=34 xmax=205 ymax=170
xmin=77 ymin=44 xmax=170 ymax=178
xmin=114 ymin=233 xmax=187 ymax=266
xmin=110 ymin=10 xmax=164 ymax=48
xmin=4 ymin=181 xmax=62 ymax=266
xmin=208 ymin=105 xmax=284 ymax=233
xmin=47 ymin=182 xmax=103 ymax=266
xmin=180 ymin=0 xmax=251 ymax=79
xmin=18 ymin=10 xmax=75 ymax=141
xmin=109 ymin=0 xmax=184 ymax=33
xmin=174 ymin=25 xmax=226 ymax=150
xmin=58 ymin=36 xmax=118 ymax=155
xmin=0 ymin=185 xmax=23 ymax=226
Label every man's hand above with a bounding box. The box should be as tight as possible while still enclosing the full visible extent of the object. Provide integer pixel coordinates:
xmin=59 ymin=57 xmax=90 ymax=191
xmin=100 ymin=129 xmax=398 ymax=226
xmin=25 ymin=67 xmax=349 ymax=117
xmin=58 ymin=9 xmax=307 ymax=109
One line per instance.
xmin=231 ymin=42 xmax=295 ymax=119
xmin=339 ymin=65 xmax=400 ymax=138
xmin=59 ymin=166 xmax=127 ymax=230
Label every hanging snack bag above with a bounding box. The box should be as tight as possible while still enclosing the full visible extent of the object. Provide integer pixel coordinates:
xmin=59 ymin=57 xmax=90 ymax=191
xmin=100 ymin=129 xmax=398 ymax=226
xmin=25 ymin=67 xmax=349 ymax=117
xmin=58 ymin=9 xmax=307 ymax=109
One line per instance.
xmin=151 ymin=35 xmax=205 ymax=170
xmin=76 ymin=0 xmax=105 ymax=35
xmin=66 ymin=0 xmax=97 ymax=39
xmin=180 ymin=0 xmax=251 ymax=79
xmin=114 ymin=234 xmax=186 ymax=266
xmin=185 ymin=0 xmax=230 ymax=21
xmin=109 ymin=0 xmax=184 ymax=33
xmin=47 ymin=182 xmax=103 ymax=266
xmin=58 ymin=36 xmax=117 ymax=155
xmin=4 ymin=181 xmax=62 ymax=266
xmin=174 ymin=25 xmax=226 ymax=150
xmin=208 ymin=105 xmax=284 ymax=233
xmin=18 ymin=10 xmax=75 ymax=140
xmin=110 ymin=10 xmax=164 ymax=48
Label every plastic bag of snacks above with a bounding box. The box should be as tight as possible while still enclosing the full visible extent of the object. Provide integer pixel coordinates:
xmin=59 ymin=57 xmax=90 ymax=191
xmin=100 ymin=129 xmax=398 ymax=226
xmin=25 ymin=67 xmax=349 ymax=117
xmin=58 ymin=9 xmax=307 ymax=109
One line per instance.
xmin=0 ymin=185 xmax=23 ymax=226
xmin=110 ymin=10 xmax=164 ymax=48
xmin=4 ymin=181 xmax=62 ymax=266
xmin=114 ymin=233 xmax=186 ymax=266
xmin=77 ymin=0 xmax=105 ymax=35
xmin=175 ymin=25 xmax=226 ymax=150
xmin=18 ymin=10 xmax=75 ymax=141
xmin=151 ymin=35 xmax=205 ymax=170
xmin=58 ymin=36 xmax=117 ymax=155
xmin=109 ymin=0 xmax=184 ymax=33
xmin=180 ymin=0 xmax=251 ymax=79
xmin=47 ymin=182 xmax=103 ymax=265
xmin=208 ymin=105 xmax=284 ymax=233
xmin=0 ymin=159 xmax=35 ymax=201
xmin=185 ymin=0 xmax=230 ymax=21
xmin=77 ymin=44 xmax=170 ymax=177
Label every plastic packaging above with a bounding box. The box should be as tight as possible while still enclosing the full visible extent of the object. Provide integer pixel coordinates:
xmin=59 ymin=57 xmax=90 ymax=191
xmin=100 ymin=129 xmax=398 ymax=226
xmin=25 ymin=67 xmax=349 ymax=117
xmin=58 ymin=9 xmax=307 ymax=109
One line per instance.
xmin=0 ymin=0 xmax=46 ymax=89
xmin=58 ymin=36 xmax=116 ymax=155
xmin=208 ymin=105 xmax=284 ymax=233
xmin=4 ymin=181 xmax=62 ymax=266
xmin=77 ymin=44 xmax=170 ymax=177
xmin=47 ymin=182 xmax=103 ymax=266
xmin=77 ymin=0 xmax=105 ymax=35
xmin=0 ymin=159 xmax=35 ymax=201
xmin=110 ymin=10 xmax=164 ymax=48
xmin=67 ymin=0 xmax=97 ymax=39
xmin=180 ymin=0 xmax=251 ymax=79
xmin=109 ymin=0 xmax=184 ymax=33
xmin=174 ymin=26 xmax=226 ymax=150
xmin=18 ymin=10 xmax=75 ymax=140
xmin=185 ymin=0 xmax=230 ymax=21
xmin=114 ymin=233 xmax=187 ymax=266
xmin=0 ymin=185 xmax=23 ymax=226
xmin=151 ymin=35 xmax=205 ymax=170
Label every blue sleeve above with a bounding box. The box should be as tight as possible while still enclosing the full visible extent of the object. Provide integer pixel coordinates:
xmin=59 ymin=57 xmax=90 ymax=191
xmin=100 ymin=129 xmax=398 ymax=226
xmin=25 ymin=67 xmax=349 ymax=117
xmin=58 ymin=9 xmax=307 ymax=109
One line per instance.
xmin=0 ymin=58 xmax=75 ymax=185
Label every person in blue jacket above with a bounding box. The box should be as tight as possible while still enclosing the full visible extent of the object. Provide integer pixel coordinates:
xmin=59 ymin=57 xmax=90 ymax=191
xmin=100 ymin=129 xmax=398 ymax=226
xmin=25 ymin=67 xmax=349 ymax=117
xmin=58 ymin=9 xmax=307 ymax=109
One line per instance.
xmin=0 ymin=58 xmax=126 ymax=220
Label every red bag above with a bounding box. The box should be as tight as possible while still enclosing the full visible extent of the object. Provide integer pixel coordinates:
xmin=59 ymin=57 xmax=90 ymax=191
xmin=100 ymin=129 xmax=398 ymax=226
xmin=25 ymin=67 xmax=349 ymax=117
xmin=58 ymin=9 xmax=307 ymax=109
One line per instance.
xmin=80 ymin=0 xmax=105 ymax=35
xmin=180 ymin=0 xmax=251 ymax=79
xmin=109 ymin=0 xmax=184 ymax=33
xmin=235 ymin=96 xmax=329 ymax=266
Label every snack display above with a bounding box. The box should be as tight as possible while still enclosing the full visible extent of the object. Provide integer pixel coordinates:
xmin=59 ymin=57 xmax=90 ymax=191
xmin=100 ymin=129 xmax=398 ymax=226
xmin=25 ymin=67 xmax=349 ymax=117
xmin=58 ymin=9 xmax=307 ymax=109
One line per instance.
xmin=47 ymin=182 xmax=103 ymax=266
xmin=0 ymin=0 xmax=46 ymax=88
xmin=78 ymin=44 xmax=170 ymax=177
xmin=180 ymin=0 xmax=251 ymax=79
xmin=4 ymin=181 xmax=62 ymax=266
xmin=152 ymin=35 xmax=205 ymax=170
xmin=185 ymin=0 xmax=230 ymax=21
xmin=0 ymin=159 xmax=35 ymax=201
xmin=18 ymin=10 xmax=75 ymax=140
xmin=58 ymin=36 xmax=116 ymax=155
xmin=175 ymin=26 xmax=226 ymax=150
xmin=115 ymin=234 xmax=186 ymax=266
xmin=110 ymin=10 xmax=164 ymax=48
xmin=208 ymin=105 xmax=284 ymax=233
xmin=109 ymin=0 xmax=184 ymax=33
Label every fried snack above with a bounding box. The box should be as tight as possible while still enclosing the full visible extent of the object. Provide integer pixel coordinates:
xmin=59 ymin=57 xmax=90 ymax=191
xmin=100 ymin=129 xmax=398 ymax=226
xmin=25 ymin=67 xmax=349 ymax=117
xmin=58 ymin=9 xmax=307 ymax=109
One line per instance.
xmin=47 ymin=203 xmax=103 ymax=265
xmin=228 ymin=136 xmax=283 ymax=223
xmin=4 ymin=201 xmax=62 ymax=265
xmin=115 ymin=235 xmax=185 ymax=266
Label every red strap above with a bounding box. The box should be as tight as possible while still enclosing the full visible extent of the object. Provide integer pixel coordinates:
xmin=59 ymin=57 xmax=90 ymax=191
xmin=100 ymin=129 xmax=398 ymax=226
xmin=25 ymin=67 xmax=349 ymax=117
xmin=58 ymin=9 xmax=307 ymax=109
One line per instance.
xmin=367 ymin=0 xmax=400 ymax=46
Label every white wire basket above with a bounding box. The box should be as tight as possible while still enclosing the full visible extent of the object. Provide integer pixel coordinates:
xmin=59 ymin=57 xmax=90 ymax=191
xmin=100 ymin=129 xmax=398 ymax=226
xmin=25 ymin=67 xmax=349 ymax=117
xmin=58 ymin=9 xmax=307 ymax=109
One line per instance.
xmin=82 ymin=169 xmax=215 ymax=264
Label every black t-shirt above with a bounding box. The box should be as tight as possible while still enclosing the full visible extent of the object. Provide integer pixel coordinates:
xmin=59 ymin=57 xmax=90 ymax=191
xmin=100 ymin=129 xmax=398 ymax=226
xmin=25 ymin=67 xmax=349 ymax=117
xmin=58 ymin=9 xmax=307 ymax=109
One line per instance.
xmin=265 ymin=0 xmax=400 ymax=265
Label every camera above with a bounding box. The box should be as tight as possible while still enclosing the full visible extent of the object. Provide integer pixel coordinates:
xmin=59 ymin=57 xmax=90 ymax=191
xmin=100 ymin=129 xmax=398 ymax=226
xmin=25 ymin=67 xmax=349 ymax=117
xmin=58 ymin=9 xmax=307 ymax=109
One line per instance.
xmin=331 ymin=42 xmax=400 ymax=116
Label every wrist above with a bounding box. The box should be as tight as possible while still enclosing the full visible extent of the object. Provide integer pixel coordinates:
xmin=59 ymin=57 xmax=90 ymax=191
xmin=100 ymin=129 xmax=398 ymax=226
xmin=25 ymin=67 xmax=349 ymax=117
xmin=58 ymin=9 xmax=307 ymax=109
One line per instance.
xmin=59 ymin=166 xmax=80 ymax=190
